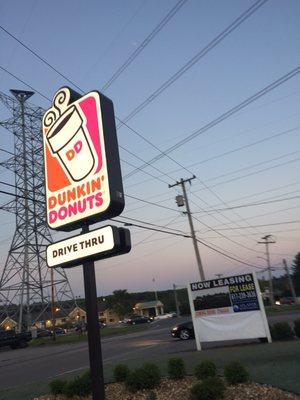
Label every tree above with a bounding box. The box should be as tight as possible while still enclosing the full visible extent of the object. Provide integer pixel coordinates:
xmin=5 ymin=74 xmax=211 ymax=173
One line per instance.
xmin=292 ymin=253 xmax=300 ymax=296
xmin=107 ymin=290 xmax=133 ymax=319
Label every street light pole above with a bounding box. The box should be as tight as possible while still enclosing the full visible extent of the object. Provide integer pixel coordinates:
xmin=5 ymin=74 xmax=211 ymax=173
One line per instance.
xmin=283 ymin=258 xmax=297 ymax=303
xmin=258 ymin=235 xmax=275 ymax=306
xmin=173 ymin=284 xmax=180 ymax=316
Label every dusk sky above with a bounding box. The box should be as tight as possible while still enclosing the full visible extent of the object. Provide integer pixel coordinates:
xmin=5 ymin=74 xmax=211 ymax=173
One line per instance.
xmin=0 ymin=0 xmax=299 ymax=297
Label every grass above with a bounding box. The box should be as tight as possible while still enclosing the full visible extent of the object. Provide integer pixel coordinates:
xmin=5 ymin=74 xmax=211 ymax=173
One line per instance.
xmin=30 ymin=324 xmax=149 ymax=346
xmin=2 ymin=340 xmax=300 ymax=399
xmin=265 ymin=304 xmax=300 ymax=315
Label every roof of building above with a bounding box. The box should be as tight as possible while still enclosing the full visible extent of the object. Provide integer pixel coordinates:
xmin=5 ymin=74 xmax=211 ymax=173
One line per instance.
xmin=135 ymin=300 xmax=164 ymax=309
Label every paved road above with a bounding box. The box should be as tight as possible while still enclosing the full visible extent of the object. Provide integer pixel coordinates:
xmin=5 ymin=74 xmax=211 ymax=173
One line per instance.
xmin=0 ymin=313 xmax=299 ymax=392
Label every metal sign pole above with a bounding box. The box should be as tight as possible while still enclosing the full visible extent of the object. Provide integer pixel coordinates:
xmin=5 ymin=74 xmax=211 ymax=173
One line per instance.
xmin=82 ymin=225 xmax=105 ymax=400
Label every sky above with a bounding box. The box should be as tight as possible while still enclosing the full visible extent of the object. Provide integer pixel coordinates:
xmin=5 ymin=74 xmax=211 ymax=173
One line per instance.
xmin=0 ymin=0 xmax=299 ymax=297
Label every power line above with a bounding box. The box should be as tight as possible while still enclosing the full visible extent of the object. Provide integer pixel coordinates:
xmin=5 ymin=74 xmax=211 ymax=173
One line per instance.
xmin=124 ymin=65 xmax=300 ymax=179
xmin=192 ymin=211 xmax=265 ymax=254
xmin=203 ymin=150 xmax=300 ymax=184
xmin=202 ymin=219 xmax=300 ymax=232
xmin=86 ymin=1 xmax=147 ymax=74
xmin=194 ymin=195 xmax=300 ymax=214
xmin=198 ymin=180 xmax=300 ymax=211
xmin=195 ymin=238 xmax=264 ymax=270
xmin=201 ymin=156 xmax=300 ymax=192
xmin=0 ymin=26 xmax=83 ymax=94
xmin=200 ymin=204 xmax=300 ymax=229
xmin=0 ymin=178 xmax=180 ymax=215
xmin=101 ymin=0 xmax=189 ymax=91
xmin=1 ymin=28 xmax=299 ymax=247
xmin=112 ymin=217 xmax=264 ymax=269
xmin=2 ymin=22 xmax=297 ymax=229
xmin=124 ymin=123 xmax=300 ymax=193
xmin=0 ymin=65 xmax=51 ymax=102
xmin=118 ymin=0 xmax=269 ymax=125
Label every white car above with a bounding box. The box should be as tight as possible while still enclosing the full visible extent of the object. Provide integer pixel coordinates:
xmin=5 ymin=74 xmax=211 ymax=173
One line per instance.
xmin=154 ymin=313 xmax=176 ymax=320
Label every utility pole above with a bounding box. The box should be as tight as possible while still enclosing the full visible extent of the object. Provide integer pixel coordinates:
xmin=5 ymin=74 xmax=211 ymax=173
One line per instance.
xmin=282 ymin=259 xmax=297 ymax=303
xmin=51 ymin=268 xmax=56 ymax=342
xmin=173 ymin=284 xmax=180 ymax=317
xmin=169 ymin=176 xmax=205 ymax=281
xmin=153 ymin=277 xmax=158 ymax=302
xmin=258 ymin=235 xmax=275 ymax=306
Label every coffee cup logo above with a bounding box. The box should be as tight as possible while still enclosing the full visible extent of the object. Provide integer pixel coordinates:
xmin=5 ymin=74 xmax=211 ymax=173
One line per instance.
xmin=46 ymin=103 xmax=97 ymax=182
xmin=46 ymin=104 xmax=96 ymax=182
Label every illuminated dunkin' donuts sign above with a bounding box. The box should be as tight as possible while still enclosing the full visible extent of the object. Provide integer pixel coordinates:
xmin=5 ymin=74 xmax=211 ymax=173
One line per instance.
xmin=43 ymin=87 xmax=124 ymax=231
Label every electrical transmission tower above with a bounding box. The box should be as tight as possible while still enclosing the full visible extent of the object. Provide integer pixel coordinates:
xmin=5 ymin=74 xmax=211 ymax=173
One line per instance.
xmin=0 ymin=89 xmax=75 ymax=331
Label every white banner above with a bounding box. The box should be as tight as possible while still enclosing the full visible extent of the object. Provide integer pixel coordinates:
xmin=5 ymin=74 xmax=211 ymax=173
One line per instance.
xmin=187 ymin=273 xmax=271 ymax=350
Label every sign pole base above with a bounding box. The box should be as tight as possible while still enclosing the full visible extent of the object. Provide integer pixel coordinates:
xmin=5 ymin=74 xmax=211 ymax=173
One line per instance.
xmin=83 ymin=227 xmax=105 ymax=399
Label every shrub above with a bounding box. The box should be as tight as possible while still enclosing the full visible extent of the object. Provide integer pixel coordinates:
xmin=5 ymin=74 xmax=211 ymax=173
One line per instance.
xmin=168 ymin=357 xmax=186 ymax=380
xmin=49 ymin=378 xmax=67 ymax=395
xmin=125 ymin=363 xmax=161 ymax=393
xmin=147 ymin=391 xmax=158 ymax=400
xmin=294 ymin=319 xmax=300 ymax=338
xmin=270 ymin=322 xmax=294 ymax=341
xmin=190 ymin=377 xmax=225 ymax=400
xmin=63 ymin=370 xmax=92 ymax=397
xmin=194 ymin=360 xmax=216 ymax=380
xmin=224 ymin=361 xmax=249 ymax=385
xmin=113 ymin=363 xmax=130 ymax=382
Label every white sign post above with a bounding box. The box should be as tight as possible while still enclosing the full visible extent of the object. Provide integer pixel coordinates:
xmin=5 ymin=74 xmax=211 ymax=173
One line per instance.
xmin=187 ymin=273 xmax=271 ymax=351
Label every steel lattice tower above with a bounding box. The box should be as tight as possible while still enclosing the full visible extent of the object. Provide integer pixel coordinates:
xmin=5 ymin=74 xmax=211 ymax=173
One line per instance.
xmin=0 ymin=90 xmax=75 ymax=331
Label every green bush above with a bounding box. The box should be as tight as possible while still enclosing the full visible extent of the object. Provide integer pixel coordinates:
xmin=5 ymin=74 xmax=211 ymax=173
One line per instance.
xmin=113 ymin=363 xmax=130 ymax=382
xmin=270 ymin=322 xmax=294 ymax=341
xmin=147 ymin=391 xmax=158 ymax=400
xmin=63 ymin=370 xmax=92 ymax=397
xmin=125 ymin=363 xmax=161 ymax=393
xmin=168 ymin=357 xmax=186 ymax=380
xmin=224 ymin=361 xmax=249 ymax=385
xmin=194 ymin=360 xmax=216 ymax=380
xmin=49 ymin=378 xmax=67 ymax=395
xmin=294 ymin=319 xmax=300 ymax=338
xmin=190 ymin=377 xmax=225 ymax=400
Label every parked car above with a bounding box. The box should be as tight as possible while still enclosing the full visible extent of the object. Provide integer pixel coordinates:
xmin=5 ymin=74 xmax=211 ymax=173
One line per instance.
xmin=278 ymin=297 xmax=295 ymax=305
xmin=155 ymin=312 xmax=177 ymax=320
xmin=171 ymin=320 xmax=194 ymax=340
xmin=36 ymin=328 xmax=51 ymax=338
xmin=50 ymin=327 xmax=66 ymax=335
xmin=0 ymin=329 xmax=32 ymax=349
xmin=126 ymin=315 xmax=152 ymax=325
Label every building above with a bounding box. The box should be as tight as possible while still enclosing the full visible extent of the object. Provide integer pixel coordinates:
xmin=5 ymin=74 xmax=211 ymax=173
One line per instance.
xmin=0 ymin=316 xmax=17 ymax=330
xmin=134 ymin=300 xmax=164 ymax=318
xmin=98 ymin=301 xmax=120 ymax=324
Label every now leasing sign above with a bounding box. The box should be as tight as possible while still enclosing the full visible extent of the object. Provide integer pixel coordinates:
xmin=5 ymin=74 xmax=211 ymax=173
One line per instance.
xmin=43 ymin=87 xmax=124 ymax=231
xmin=188 ymin=273 xmax=271 ymax=350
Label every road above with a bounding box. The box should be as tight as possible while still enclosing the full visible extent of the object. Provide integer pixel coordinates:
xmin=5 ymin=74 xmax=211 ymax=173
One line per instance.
xmin=0 ymin=313 xmax=299 ymax=392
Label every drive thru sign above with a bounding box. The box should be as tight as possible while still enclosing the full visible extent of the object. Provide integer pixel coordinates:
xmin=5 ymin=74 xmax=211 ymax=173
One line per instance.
xmin=43 ymin=87 xmax=130 ymax=400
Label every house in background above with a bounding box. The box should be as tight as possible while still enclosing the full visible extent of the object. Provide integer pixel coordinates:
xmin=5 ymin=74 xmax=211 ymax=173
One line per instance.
xmin=0 ymin=316 xmax=17 ymax=330
xmin=68 ymin=305 xmax=86 ymax=324
xmin=34 ymin=305 xmax=86 ymax=328
xmin=98 ymin=302 xmax=119 ymax=324
xmin=134 ymin=300 xmax=164 ymax=318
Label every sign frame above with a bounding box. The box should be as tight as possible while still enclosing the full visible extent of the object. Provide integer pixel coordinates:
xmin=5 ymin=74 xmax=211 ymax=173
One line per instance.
xmin=46 ymin=225 xmax=132 ymax=269
xmin=187 ymin=272 xmax=271 ymax=351
xmin=43 ymin=87 xmax=124 ymax=232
